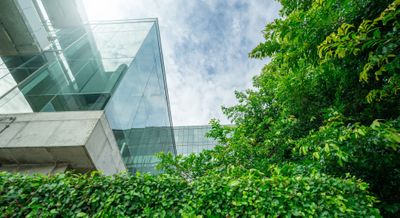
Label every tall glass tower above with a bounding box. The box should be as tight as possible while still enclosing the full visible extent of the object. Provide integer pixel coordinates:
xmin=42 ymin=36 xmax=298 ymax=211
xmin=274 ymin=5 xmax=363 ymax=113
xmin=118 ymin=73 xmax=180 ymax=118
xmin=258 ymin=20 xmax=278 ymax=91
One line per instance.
xmin=0 ymin=0 xmax=175 ymax=174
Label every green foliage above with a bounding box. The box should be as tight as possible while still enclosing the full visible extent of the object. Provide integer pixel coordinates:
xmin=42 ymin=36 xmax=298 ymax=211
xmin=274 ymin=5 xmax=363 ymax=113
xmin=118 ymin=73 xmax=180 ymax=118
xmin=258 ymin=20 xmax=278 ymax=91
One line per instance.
xmin=158 ymin=0 xmax=400 ymax=216
xmin=294 ymin=115 xmax=400 ymax=208
xmin=319 ymin=0 xmax=400 ymax=104
xmin=0 ymin=169 xmax=380 ymax=217
xmin=0 ymin=172 xmax=188 ymax=217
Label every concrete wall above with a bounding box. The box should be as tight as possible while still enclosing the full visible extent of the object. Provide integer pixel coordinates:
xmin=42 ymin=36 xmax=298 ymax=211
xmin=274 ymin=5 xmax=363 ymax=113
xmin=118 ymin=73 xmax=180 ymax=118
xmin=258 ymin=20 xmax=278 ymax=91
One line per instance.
xmin=0 ymin=111 xmax=126 ymax=175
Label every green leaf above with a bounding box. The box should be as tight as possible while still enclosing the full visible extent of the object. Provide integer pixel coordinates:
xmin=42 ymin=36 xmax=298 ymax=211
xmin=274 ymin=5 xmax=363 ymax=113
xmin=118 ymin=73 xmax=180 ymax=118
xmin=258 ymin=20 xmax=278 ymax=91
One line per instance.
xmin=76 ymin=212 xmax=87 ymax=217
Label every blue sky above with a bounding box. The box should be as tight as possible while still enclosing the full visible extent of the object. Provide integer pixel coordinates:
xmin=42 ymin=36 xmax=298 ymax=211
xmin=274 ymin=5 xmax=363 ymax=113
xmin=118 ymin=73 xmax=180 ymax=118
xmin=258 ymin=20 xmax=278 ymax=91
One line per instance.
xmin=84 ymin=0 xmax=281 ymax=125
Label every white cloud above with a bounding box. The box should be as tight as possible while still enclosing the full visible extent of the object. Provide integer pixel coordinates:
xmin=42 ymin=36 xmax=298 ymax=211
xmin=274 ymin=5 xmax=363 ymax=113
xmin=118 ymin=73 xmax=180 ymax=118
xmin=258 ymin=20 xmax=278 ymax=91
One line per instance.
xmin=84 ymin=0 xmax=281 ymax=125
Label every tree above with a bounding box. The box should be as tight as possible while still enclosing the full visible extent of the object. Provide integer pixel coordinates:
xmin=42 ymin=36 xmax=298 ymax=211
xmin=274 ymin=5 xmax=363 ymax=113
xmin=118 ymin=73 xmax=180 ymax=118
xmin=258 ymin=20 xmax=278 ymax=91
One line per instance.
xmin=159 ymin=0 xmax=400 ymax=216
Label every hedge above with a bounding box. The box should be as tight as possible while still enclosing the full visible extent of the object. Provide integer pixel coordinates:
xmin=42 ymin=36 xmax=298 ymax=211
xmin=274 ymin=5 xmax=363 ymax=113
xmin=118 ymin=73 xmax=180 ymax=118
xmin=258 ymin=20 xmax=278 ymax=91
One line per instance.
xmin=0 ymin=170 xmax=380 ymax=217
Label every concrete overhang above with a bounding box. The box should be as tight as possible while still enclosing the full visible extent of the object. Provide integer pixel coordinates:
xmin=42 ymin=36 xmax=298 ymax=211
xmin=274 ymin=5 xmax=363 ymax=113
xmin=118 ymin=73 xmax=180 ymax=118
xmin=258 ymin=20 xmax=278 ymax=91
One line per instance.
xmin=0 ymin=111 xmax=126 ymax=175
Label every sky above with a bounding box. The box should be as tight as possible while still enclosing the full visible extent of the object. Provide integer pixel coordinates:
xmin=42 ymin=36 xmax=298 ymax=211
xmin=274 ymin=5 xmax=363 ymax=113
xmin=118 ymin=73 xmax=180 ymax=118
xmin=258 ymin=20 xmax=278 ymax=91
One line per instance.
xmin=83 ymin=0 xmax=281 ymax=125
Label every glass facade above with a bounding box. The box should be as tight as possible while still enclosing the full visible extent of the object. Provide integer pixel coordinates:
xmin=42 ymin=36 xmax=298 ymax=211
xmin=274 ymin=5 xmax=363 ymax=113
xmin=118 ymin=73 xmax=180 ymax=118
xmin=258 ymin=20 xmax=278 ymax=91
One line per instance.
xmin=173 ymin=125 xmax=218 ymax=155
xmin=0 ymin=22 xmax=155 ymax=113
xmin=0 ymin=0 xmax=175 ymax=174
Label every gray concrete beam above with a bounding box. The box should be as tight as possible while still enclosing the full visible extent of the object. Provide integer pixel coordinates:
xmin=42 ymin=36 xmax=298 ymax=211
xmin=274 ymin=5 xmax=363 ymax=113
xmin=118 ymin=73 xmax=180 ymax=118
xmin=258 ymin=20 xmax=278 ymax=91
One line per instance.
xmin=0 ymin=111 xmax=126 ymax=175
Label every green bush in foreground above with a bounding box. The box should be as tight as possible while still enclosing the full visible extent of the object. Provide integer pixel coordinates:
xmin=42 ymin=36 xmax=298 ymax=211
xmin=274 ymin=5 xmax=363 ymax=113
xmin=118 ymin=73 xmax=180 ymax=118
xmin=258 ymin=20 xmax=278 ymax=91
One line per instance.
xmin=0 ymin=168 xmax=380 ymax=217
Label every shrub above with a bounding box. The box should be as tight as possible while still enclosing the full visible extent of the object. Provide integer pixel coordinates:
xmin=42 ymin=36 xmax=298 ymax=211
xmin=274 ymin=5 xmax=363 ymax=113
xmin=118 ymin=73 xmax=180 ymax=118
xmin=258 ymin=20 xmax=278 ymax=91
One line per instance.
xmin=0 ymin=169 xmax=380 ymax=217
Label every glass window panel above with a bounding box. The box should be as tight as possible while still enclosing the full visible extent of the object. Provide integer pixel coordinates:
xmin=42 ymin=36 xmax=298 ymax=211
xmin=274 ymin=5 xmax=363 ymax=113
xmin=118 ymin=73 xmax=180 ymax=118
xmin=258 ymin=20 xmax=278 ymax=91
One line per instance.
xmin=0 ymin=87 xmax=33 ymax=113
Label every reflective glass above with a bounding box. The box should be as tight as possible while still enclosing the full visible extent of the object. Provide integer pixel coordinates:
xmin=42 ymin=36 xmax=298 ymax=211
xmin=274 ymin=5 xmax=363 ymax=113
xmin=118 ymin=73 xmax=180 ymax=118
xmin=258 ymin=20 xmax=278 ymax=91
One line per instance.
xmin=105 ymin=23 xmax=175 ymax=174
xmin=0 ymin=20 xmax=175 ymax=174
xmin=173 ymin=125 xmax=219 ymax=156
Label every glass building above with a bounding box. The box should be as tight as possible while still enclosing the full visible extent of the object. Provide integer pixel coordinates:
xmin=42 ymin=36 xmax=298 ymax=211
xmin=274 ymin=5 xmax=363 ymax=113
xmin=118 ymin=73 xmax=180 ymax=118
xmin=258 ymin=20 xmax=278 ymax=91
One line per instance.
xmin=174 ymin=125 xmax=218 ymax=155
xmin=0 ymin=0 xmax=175 ymax=173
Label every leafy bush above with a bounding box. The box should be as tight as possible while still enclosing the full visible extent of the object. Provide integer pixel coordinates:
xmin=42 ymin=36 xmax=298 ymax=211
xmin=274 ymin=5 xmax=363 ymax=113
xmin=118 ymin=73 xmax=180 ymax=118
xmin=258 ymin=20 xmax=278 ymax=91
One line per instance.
xmin=294 ymin=115 xmax=400 ymax=214
xmin=0 ymin=169 xmax=380 ymax=217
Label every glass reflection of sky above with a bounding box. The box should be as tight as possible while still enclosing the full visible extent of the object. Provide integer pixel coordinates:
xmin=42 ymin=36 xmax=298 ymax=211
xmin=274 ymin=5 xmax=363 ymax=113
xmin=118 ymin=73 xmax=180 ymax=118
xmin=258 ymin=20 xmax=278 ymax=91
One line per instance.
xmin=105 ymin=22 xmax=172 ymax=129
xmin=0 ymin=21 xmax=154 ymax=114
xmin=89 ymin=22 xmax=152 ymax=71
xmin=0 ymin=59 xmax=33 ymax=113
xmin=104 ymin=22 xmax=175 ymax=173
